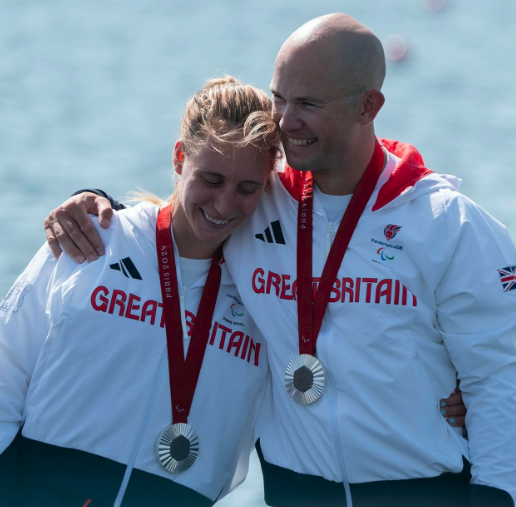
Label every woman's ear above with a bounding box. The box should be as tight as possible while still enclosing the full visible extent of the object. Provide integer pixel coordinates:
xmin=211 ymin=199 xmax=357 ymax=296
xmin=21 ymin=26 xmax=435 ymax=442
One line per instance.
xmin=173 ymin=140 xmax=184 ymax=175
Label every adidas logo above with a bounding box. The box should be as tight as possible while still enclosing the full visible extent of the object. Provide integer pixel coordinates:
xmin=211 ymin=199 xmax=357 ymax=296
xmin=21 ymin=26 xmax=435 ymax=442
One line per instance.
xmin=255 ymin=220 xmax=285 ymax=245
xmin=110 ymin=257 xmax=142 ymax=280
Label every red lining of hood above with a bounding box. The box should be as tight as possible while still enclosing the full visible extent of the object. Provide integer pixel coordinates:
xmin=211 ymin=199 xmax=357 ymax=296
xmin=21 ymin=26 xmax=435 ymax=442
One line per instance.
xmin=278 ymin=161 xmax=305 ymax=202
xmin=278 ymin=138 xmax=434 ymax=211
xmin=373 ymin=139 xmax=434 ymax=211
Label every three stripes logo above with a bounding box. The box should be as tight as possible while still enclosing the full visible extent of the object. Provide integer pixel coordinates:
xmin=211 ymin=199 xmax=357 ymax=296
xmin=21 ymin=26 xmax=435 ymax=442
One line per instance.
xmin=255 ymin=220 xmax=285 ymax=245
xmin=110 ymin=257 xmax=143 ymax=280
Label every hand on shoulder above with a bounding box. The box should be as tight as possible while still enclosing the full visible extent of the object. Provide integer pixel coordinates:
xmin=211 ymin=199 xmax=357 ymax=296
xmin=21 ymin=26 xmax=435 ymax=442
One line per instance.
xmin=44 ymin=192 xmax=114 ymax=263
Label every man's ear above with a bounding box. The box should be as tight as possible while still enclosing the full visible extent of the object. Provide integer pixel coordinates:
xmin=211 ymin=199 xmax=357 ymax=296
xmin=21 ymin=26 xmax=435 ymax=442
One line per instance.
xmin=173 ymin=140 xmax=184 ymax=176
xmin=357 ymin=89 xmax=385 ymax=126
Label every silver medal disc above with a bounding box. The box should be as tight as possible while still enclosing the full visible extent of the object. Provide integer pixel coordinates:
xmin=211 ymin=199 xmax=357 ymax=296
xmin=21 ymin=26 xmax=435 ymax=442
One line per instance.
xmin=156 ymin=423 xmax=199 ymax=473
xmin=284 ymin=354 xmax=325 ymax=405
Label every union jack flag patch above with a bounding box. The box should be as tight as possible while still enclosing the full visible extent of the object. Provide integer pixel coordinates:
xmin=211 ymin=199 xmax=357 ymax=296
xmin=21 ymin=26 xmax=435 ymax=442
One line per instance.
xmin=497 ymin=266 xmax=516 ymax=292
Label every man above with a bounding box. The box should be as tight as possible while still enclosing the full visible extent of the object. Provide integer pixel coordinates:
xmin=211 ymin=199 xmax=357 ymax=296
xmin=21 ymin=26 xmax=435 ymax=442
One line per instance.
xmin=41 ymin=13 xmax=516 ymax=507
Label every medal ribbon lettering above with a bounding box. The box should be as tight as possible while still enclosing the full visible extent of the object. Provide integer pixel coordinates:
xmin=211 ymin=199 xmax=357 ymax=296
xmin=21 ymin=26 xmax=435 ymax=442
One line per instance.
xmin=296 ymin=139 xmax=385 ymax=354
xmin=156 ymin=203 xmax=222 ymax=424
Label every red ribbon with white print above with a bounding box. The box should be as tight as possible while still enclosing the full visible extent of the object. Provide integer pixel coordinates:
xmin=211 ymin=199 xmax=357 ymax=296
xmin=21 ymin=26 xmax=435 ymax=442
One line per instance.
xmin=296 ymin=139 xmax=385 ymax=355
xmin=156 ymin=203 xmax=222 ymax=423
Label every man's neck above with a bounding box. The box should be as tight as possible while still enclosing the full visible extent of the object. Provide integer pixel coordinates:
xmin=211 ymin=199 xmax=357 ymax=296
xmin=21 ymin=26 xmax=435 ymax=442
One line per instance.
xmin=311 ymin=136 xmax=383 ymax=195
xmin=312 ymin=165 xmax=365 ymax=195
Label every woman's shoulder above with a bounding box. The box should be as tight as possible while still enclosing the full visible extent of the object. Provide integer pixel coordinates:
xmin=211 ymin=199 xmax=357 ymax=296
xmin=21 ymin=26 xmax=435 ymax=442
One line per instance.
xmin=116 ymin=201 xmax=160 ymax=230
xmin=81 ymin=202 xmax=162 ymax=265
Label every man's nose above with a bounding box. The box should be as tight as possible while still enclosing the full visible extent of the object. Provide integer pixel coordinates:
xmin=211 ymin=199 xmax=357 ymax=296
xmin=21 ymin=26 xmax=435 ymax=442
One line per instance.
xmin=276 ymin=103 xmax=302 ymax=133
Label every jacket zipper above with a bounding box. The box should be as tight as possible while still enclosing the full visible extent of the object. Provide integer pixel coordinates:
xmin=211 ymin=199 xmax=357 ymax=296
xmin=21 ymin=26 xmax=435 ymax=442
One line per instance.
xmin=326 ymin=222 xmax=335 ymax=254
xmin=320 ymin=217 xmax=353 ymax=506
xmin=318 ymin=312 xmax=353 ymax=507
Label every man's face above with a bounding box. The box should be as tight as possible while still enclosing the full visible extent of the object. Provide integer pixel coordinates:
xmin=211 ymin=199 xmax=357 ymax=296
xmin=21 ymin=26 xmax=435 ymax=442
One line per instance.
xmin=270 ymin=47 xmax=360 ymax=175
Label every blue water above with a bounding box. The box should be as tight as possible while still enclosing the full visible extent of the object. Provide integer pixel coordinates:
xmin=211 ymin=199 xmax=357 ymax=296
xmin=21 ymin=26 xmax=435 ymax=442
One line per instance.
xmin=1 ymin=1 xmax=515 ymax=505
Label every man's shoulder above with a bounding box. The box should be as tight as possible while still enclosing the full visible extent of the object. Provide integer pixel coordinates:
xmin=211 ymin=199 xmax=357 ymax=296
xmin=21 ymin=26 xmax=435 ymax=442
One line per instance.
xmin=75 ymin=202 xmax=160 ymax=271
xmin=225 ymin=174 xmax=296 ymax=260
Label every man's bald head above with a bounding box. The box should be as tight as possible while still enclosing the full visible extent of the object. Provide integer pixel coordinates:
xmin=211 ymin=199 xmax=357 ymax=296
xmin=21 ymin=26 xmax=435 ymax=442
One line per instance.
xmin=270 ymin=14 xmax=387 ymax=192
xmin=278 ymin=13 xmax=386 ymax=96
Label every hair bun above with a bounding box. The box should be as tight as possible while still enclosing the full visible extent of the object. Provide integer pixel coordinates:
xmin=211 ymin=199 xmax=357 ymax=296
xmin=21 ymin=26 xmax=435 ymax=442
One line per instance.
xmin=203 ymin=75 xmax=240 ymax=90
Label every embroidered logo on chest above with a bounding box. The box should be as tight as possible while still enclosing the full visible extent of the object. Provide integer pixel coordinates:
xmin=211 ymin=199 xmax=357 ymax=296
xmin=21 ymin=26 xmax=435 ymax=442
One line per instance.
xmin=370 ymin=224 xmax=404 ymax=266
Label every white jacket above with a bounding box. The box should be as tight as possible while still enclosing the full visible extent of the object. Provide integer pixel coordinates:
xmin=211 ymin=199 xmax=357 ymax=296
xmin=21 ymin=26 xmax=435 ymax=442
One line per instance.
xmin=225 ymin=139 xmax=516 ymax=499
xmin=0 ymin=202 xmax=268 ymax=503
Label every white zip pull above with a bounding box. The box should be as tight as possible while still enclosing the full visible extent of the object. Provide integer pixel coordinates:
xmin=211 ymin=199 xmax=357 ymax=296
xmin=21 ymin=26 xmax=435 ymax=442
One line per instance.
xmin=326 ymin=222 xmax=335 ymax=255
xmin=114 ymin=350 xmax=168 ymax=507
xmin=179 ymin=286 xmax=189 ymax=345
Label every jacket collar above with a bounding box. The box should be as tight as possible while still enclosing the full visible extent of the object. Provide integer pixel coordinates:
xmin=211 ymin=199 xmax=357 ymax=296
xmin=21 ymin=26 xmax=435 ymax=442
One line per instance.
xmin=278 ymin=138 xmax=434 ymax=212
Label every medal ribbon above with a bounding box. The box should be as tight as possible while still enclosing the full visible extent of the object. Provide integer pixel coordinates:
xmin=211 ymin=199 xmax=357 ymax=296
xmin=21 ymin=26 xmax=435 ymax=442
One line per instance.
xmin=296 ymin=139 xmax=385 ymax=355
xmin=156 ymin=203 xmax=222 ymax=424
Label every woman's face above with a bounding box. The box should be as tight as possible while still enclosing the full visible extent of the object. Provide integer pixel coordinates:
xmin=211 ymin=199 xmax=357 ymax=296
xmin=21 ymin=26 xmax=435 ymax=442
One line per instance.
xmin=171 ymin=140 xmax=271 ymax=259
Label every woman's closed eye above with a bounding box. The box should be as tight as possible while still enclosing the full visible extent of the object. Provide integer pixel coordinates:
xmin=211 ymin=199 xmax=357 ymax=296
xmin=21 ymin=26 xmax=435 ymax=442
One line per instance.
xmin=202 ymin=176 xmax=222 ymax=187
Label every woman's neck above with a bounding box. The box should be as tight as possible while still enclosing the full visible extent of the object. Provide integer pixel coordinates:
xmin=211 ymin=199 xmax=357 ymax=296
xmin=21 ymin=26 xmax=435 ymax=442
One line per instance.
xmin=169 ymin=201 xmax=220 ymax=259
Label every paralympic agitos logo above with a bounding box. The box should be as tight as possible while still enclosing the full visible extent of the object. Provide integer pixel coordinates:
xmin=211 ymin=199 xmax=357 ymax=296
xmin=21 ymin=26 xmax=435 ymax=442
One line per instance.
xmin=231 ymin=303 xmax=244 ymax=317
xmin=377 ymin=247 xmax=394 ymax=261
xmin=370 ymin=224 xmax=404 ymax=262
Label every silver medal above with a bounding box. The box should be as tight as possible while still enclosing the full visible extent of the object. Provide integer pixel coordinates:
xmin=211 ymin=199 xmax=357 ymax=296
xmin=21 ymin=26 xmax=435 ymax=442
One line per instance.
xmin=284 ymin=354 xmax=325 ymax=405
xmin=156 ymin=423 xmax=199 ymax=473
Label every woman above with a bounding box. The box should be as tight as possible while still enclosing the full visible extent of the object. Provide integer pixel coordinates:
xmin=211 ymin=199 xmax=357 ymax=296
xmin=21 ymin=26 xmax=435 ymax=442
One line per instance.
xmin=0 ymin=76 xmax=281 ymax=507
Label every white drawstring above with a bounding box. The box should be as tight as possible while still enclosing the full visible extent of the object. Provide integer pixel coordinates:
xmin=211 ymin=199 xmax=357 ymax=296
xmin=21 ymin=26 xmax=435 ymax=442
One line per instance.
xmin=113 ymin=349 xmax=168 ymax=507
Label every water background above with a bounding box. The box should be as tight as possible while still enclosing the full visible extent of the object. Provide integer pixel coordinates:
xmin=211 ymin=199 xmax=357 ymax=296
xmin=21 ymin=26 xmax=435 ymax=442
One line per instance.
xmin=1 ymin=1 xmax=515 ymax=505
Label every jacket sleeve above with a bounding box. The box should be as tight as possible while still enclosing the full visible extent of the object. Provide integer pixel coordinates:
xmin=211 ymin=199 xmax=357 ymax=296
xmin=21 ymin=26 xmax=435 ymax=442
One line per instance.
xmin=435 ymin=194 xmax=516 ymax=502
xmin=0 ymin=244 xmax=57 ymax=499
xmin=71 ymin=188 xmax=127 ymax=211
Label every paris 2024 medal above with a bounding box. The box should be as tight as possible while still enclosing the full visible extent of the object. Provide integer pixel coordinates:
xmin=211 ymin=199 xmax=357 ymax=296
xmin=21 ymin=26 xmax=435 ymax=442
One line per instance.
xmin=285 ymin=354 xmax=325 ymax=405
xmin=156 ymin=423 xmax=199 ymax=473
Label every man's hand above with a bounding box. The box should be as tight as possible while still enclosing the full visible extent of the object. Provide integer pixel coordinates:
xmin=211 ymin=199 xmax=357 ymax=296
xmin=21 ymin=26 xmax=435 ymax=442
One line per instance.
xmin=44 ymin=192 xmax=114 ymax=263
xmin=440 ymin=387 xmax=467 ymax=434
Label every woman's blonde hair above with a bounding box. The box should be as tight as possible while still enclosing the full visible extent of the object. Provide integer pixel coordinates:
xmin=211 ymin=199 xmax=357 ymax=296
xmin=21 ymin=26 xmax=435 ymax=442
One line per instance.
xmin=180 ymin=75 xmax=281 ymax=158
xmin=130 ymin=75 xmax=281 ymax=205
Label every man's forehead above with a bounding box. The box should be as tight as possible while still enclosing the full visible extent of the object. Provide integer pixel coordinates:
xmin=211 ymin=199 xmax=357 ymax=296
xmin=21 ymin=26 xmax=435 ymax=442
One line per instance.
xmin=270 ymin=58 xmax=343 ymax=100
